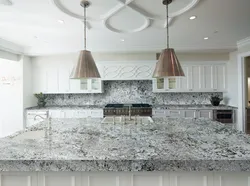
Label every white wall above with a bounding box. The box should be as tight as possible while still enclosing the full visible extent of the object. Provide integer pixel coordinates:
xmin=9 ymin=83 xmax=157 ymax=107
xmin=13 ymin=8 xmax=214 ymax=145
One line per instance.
xmin=223 ymin=51 xmax=238 ymax=106
xmin=0 ymin=58 xmax=23 ymax=137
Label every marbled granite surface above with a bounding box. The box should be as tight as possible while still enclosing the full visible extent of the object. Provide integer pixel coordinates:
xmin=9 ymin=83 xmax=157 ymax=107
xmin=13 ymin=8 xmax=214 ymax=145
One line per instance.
xmin=0 ymin=118 xmax=250 ymax=171
xmin=26 ymin=104 xmax=237 ymax=111
xmin=153 ymin=104 xmax=237 ymax=110
xmin=45 ymin=81 xmax=224 ymax=106
xmin=26 ymin=105 xmax=105 ymax=111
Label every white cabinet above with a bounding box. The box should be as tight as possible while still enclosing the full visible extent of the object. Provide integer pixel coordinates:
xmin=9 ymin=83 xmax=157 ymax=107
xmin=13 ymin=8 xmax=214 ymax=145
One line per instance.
xmin=1 ymin=172 xmax=250 ymax=186
xmin=33 ymin=67 xmax=103 ymax=94
xmin=48 ymin=109 xmax=104 ymax=119
xmin=152 ymin=62 xmax=227 ymax=93
xmin=33 ymin=68 xmax=47 ymax=93
xmin=152 ymin=109 xmax=213 ymax=119
xmin=197 ymin=110 xmax=213 ymax=119
xmin=167 ymin=110 xmax=183 ymax=118
xmin=182 ymin=110 xmax=197 ymax=118
xmin=213 ymin=64 xmax=227 ymax=92
xmin=152 ymin=109 xmax=167 ymax=117
xmin=58 ymin=68 xmax=70 ymax=93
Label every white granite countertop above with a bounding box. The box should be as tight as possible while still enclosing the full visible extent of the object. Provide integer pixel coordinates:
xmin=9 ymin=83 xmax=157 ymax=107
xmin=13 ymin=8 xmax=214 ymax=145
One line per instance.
xmin=153 ymin=104 xmax=237 ymax=110
xmin=0 ymin=118 xmax=249 ymax=171
xmin=26 ymin=104 xmax=237 ymax=111
xmin=26 ymin=105 xmax=105 ymax=111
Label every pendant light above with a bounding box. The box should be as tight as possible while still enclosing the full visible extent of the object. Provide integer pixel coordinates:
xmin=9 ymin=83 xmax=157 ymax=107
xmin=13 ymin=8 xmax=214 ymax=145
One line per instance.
xmin=70 ymin=0 xmax=100 ymax=79
xmin=153 ymin=0 xmax=185 ymax=77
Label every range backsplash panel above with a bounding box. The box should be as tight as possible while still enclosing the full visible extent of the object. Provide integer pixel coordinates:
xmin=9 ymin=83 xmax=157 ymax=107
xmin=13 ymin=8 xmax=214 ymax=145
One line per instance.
xmin=46 ymin=81 xmax=223 ymax=106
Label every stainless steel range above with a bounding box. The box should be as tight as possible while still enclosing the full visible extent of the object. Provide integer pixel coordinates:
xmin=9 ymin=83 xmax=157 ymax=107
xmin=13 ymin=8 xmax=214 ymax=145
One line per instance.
xmin=103 ymin=104 xmax=152 ymax=117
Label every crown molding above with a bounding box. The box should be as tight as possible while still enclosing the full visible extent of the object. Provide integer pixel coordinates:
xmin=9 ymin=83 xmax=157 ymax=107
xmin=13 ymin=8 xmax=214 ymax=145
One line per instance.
xmin=0 ymin=0 xmax=12 ymax=6
xmin=0 ymin=38 xmax=24 ymax=54
xmin=237 ymin=36 xmax=250 ymax=48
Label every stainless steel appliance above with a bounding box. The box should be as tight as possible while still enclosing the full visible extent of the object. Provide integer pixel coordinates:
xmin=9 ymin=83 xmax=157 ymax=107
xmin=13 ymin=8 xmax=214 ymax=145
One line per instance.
xmin=213 ymin=110 xmax=234 ymax=124
xmin=103 ymin=104 xmax=152 ymax=117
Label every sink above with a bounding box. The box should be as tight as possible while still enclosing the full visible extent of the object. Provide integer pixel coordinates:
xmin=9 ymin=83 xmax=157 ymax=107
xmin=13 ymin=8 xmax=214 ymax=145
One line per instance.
xmin=12 ymin=130 xmax=45 ymax=140
xmin=101 ymin=116 xmax=153 ymax=124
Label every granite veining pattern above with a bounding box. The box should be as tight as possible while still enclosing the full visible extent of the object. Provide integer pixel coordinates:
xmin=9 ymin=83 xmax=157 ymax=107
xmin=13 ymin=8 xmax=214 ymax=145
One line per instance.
xmin=45 ymin=81 xmax=224 ymax=106
xmin=0 ymin=118 xmax=250 ymax=171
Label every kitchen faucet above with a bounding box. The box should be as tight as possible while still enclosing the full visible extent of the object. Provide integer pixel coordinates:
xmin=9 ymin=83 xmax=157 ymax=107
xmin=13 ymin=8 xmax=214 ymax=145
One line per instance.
xmin=128 ymin=106 xmax=132 ymax=120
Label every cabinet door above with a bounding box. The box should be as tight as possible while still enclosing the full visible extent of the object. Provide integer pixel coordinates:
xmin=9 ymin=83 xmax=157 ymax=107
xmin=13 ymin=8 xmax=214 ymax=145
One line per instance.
xmin=90 ymin=110 xmax=103 ymax=118
xmin=153 ymin=78 xmax=165 ymax=92
xmin=198 ymin=110 xmax=213 ymax=119
xmin=33 ymin=68 xmax=47 ymax=93
xmin=89 ymin=79 xmax=103 ymax=93
xmin=77 ymin=110 xmax=89 ymax=118
xmin=152 ymin=110 xmax=166 ymax=117
xmin=213 ymin=65 xmax=227 ymax=92
xmin=179 ymin=66 xmax=189 ymax=91
xmin=202 ymin=65 xmax=213 ymax=91
xmin=80 ymin=79 xmax=89 ymax=93
xmin=167 ymin=110 xmax=183 ymax=118
xmin=170 ymin=172 xmax=213 ymax=186
xmin=58 ymin=68 xmax=70 ymax=93
xmin=183 ymin=110 xmax=196 ymax=118
xmin=46 ymin=69 xmax=59 ymax=93
xmin=189 ymin=65 xmax=202 ymax=91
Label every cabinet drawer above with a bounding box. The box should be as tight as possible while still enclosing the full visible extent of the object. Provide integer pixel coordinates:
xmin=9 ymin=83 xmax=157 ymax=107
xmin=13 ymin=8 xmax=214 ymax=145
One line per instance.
xmin=90 ymin=110 xmax=103 ymax=118
xmin=152 ymin=110 xmax=166 ymax=117
xmin=167 ymin=110 xmax=183 ymax=118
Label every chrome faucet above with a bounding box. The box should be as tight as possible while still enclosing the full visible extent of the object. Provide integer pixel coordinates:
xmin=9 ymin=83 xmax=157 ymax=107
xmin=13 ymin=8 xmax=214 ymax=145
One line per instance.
xmin=128 ymin=106 xmax=132 ymax=120
xmin=34 ymin=115 xmax=46 ymax=120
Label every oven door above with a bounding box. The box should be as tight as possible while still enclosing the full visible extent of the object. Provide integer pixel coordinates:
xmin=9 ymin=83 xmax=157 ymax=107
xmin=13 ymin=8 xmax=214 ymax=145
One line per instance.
xmin=214 ymin=110 xmax=233 ymax=123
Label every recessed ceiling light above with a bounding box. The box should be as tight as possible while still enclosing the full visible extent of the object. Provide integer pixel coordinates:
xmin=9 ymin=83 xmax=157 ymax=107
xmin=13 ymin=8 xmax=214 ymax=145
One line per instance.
xmin=204 ymin=37 xmax=209 ymax=40
xmin=120 ymin=39 xmax=125 ymax=42
xmin=58 ymin=19 xmax=64 ymax=24
xmin=189 ymin=16 xmax=197 ymax=20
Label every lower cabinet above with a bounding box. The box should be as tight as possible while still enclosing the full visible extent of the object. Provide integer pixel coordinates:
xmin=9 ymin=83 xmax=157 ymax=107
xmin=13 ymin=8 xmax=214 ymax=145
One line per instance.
xmin=49 ymin=109 xmax=103 ymax=119
xmin=152 ymin=109 xmax=213 ymax=119
xmin=0 ymin=172 xmax=249 ymax=186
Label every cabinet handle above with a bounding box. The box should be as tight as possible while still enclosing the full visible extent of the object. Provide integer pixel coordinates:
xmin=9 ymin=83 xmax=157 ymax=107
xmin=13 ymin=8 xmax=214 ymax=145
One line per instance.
xmin=189 ymin=89 xmax=192 ymax=91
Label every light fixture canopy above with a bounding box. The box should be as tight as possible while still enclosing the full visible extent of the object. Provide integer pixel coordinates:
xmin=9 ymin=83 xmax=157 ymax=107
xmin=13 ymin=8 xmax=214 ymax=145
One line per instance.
xmin=153 ymin=0 xmax=185 ymax=78
xmin=70 ymin=0 xmax=100 ymax=79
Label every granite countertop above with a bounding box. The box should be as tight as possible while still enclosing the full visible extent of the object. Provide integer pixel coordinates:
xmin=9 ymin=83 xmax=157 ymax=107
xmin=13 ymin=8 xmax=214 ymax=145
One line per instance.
xmin=0 ymin=118 xmax=250 ymax=171
xmin=26 ymin=105 xmax=105 ymax=111
xmin=153 ymin=104 xmax=237 ymax=110
xmin=26 ymin=104 xmax=237 ymax=111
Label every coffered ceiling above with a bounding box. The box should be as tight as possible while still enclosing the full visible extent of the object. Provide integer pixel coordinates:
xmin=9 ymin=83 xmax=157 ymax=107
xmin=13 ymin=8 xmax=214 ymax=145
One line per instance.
xmin=0 ymin=0 xmax=249 ymax=56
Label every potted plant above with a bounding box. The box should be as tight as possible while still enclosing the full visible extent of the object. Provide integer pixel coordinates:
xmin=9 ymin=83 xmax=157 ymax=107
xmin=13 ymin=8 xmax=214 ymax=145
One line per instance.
xmin=210 ymin=95 xmax=223 ymax=106
xmin=34 ymin=92 xmax=48 ymax=108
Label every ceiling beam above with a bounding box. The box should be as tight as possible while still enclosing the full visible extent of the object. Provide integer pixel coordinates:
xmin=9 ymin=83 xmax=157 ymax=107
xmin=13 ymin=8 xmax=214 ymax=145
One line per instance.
xmin=0 ymin=38 xmax=24 ymax=55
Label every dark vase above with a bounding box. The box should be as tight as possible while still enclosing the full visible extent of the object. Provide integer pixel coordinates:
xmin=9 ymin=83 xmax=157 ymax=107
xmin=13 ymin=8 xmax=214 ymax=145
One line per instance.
xmin=37 ymin=101 xmax=46 ymax=108
xmin=211 ymin=100 xmax=220 ymax=106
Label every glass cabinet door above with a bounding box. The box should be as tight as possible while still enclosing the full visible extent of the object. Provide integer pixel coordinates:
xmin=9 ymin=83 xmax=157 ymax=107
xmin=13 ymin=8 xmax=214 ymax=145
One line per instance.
xmin=156 ymin=78 xmax=165 ymax=90
xmin=80 ymin=79 xmax=88 ymax=91
xmin=168 ymin=78 xmax=177 ymax=89
xmin=90 ymin=79 xmax=100 ymax=91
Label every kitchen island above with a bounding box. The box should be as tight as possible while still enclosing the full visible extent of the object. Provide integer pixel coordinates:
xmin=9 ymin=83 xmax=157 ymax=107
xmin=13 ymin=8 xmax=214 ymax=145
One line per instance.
xmin=0 ymin=118 xmax=250 ymax=186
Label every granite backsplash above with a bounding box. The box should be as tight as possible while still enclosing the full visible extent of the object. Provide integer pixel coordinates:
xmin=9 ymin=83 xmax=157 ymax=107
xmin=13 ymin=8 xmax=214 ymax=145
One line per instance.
xmin=45 ymin=81 xmax=223 ymax=106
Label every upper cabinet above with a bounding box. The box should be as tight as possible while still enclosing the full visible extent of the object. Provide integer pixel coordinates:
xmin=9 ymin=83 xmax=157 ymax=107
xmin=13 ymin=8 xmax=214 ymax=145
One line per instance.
xmin=152 ymin=62 xmax=227 ymax=93
xmin=32 ymin=65 xmax=103 ymax=94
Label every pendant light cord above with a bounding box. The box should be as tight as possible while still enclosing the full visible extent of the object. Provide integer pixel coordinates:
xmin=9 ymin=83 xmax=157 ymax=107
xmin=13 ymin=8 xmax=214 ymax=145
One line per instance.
xmin=166 ymin=3 xmax=169 ymax=49
xmin=84 ymin=4 xmax=87 ymax=50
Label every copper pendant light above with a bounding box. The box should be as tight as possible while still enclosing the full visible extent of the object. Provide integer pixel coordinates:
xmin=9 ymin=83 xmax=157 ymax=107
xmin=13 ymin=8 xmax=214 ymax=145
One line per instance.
xmin=153 ymin=0 xmax=185 ymax=77
xmin=70 ymin=0 xmax=100 ymax=79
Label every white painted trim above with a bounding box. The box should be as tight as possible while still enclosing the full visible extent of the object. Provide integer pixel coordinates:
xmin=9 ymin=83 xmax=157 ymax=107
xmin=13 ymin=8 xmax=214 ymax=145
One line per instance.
xmin=237 ymin=36 xmax=250 ymax=48
xmin=0 ymin=38 xmax=24 ymax=54
xmin=237 ymin=51 xmax=250 ymax=132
